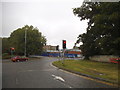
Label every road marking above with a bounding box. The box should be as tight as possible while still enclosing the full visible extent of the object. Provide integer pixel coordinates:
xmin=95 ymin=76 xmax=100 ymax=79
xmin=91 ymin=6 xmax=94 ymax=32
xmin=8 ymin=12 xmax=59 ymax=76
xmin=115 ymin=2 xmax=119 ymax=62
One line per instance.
xmin=52 ymin=74 xmax=73 ymax=88
xmin=62 ymin=82 xmax=73 ymax=88
xmin=50 ymin=62 xmax=58 ymax=69
xmin=52 ymin=74 xmax=65 ymax=82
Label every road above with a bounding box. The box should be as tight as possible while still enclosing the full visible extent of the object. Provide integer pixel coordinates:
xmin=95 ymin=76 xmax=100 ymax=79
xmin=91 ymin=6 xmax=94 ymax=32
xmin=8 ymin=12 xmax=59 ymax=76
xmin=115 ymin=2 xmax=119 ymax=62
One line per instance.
xmin=2 ymin=57 xmax=117 ymax=88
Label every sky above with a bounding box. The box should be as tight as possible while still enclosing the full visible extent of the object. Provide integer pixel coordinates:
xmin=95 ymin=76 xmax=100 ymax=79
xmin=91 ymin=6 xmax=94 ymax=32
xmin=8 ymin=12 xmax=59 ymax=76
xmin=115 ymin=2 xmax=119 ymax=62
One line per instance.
xmin=1 ymin=0 xmax=88 ymax=49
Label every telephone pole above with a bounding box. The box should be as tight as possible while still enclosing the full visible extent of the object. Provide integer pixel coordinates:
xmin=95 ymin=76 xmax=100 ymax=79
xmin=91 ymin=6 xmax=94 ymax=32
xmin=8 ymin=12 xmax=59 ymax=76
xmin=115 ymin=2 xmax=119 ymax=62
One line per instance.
xmin=24 ymin=28 xmax=27 ymax=57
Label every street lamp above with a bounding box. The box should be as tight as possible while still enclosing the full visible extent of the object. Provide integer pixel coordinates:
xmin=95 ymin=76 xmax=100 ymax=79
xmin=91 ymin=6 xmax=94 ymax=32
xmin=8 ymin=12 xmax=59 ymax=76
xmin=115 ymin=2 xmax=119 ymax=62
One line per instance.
xmin=24 ymin=27 xmax=27 ymax=57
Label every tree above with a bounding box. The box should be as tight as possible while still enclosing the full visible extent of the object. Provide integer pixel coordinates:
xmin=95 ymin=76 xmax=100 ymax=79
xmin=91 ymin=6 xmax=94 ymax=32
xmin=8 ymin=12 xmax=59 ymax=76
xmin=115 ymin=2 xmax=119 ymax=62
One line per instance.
xmin=8 ymin=25 xmax=46 ymax=56
xmin=2 ymin=38 xmax=10 ymax=54
xmin=0 ymin=37 xmax=2 ymax=55
xmin=73 ymin=2 xmax=120 ymax=58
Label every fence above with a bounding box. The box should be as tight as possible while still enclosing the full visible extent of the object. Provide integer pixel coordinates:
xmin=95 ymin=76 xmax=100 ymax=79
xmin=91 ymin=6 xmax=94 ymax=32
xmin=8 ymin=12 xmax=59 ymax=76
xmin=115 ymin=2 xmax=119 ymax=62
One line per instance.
xmin=41 ymin=52 xmax=82 ymax=58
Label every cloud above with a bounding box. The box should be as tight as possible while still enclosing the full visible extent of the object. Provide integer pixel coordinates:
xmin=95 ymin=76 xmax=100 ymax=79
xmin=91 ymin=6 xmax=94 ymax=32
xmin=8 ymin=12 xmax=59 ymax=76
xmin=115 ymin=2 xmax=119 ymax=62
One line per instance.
xmin=2 ymin=0 xmax=87 ymax=49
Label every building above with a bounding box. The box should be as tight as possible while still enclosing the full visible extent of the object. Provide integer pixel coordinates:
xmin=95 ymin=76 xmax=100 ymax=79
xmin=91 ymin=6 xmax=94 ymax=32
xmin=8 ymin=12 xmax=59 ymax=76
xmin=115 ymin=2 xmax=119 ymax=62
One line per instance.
xmin=43 ymin=45 xmax=57 ymax=51
xmin=42 ymin=45 xmax=60 ymax=57
xmin=64 ymin=49 xmax=82 ymax=58
xmin=42 ymin=46 xmax=83 ymax=58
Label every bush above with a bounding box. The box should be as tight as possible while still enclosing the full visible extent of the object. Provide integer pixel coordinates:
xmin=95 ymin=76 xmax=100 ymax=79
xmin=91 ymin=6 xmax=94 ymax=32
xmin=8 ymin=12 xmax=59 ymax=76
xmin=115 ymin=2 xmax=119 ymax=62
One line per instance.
xmin=2 ymin=53 xmax=11 ymax=59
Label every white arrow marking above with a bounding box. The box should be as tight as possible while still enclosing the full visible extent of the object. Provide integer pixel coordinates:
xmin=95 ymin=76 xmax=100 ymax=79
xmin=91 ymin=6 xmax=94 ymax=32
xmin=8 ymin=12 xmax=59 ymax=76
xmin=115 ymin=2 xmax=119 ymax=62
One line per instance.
xmin=52 ymin=74 xmax=65 ymax=82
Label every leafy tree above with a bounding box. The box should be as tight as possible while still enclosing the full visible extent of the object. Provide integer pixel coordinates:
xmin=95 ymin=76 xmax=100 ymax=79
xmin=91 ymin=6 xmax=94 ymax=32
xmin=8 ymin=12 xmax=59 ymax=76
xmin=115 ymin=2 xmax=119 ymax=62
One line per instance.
xmin=2 ymin=38 xmax=10 ymax=54
xmin=0 ymin=37 xmax=2 ymax=55
xmin=6 ymin=25 xmax=46 ymax=56
xmin=73 ymin=2 xmax=120 ymax=58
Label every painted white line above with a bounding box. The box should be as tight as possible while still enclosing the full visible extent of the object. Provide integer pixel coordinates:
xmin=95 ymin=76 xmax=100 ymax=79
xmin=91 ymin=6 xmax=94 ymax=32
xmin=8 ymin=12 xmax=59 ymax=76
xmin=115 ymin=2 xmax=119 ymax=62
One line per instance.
xmin=62 ymin=81 xmax=73 ymax=88
xmin=50 ymin=62 xmax=58 ymax=69
xmin=52 ymin=74 xmax=65 ymax=82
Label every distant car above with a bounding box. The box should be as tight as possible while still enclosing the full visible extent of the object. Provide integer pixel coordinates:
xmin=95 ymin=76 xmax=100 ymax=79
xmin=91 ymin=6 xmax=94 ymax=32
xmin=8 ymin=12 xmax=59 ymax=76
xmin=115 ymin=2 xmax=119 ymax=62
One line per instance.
xmin=11 ymin=56 xmax=28 ymax=62
xmin=109 ymin=58 xmax=120 ymax=64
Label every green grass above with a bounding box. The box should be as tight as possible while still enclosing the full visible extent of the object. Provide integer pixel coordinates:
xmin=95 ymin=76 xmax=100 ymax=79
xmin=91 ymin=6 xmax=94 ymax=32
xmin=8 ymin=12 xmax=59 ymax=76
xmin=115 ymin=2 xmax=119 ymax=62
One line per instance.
xmin=53 ymin=60 xmax=118 ymax=84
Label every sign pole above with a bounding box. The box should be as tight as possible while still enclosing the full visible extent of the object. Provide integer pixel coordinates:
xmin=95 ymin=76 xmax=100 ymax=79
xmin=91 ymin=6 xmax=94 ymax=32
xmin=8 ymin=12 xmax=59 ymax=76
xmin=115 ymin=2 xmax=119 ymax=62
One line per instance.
xmin=62 ymin=40 xmax=66 ymax=66
xmin=62 ymin=49 xmax=66 ymax=66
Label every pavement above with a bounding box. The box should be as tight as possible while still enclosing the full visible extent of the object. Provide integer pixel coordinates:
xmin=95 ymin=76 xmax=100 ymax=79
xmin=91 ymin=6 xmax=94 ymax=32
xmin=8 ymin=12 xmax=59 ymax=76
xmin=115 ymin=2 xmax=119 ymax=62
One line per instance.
xmin=2 ymin=57 xmax=119 ymax=88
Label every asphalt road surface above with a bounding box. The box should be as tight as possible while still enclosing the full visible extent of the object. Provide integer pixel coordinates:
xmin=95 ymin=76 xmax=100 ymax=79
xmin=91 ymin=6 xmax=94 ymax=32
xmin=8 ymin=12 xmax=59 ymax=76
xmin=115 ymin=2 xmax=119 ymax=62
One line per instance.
xmin=2 ymin=57 xmax=117 ymax=88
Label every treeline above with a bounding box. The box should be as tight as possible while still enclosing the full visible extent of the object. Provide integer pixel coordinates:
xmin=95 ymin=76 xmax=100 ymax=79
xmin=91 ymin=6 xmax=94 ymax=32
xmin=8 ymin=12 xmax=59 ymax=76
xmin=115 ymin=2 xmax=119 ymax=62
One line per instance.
xmin=73 ymin=2 xmax=120 ymax=58
xmin=2 ymin=25 xmax=47 ymax=56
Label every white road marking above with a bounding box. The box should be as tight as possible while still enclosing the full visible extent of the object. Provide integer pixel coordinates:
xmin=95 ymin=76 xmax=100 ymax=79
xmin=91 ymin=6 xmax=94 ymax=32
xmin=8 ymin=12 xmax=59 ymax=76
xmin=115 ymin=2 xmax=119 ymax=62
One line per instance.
xmin=50 ymin=62 xmax=58 ymax=69
xmin=52 ymin=74 xmax=65 ymax=82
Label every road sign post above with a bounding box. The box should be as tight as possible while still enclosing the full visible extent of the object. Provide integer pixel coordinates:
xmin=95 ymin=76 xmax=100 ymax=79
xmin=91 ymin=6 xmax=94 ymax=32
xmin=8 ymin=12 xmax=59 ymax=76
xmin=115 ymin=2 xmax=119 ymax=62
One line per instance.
xmin=62 ymin=49 xmax=66 ymax=65
xmin=62 ymin=40 xmax=67 ymax=66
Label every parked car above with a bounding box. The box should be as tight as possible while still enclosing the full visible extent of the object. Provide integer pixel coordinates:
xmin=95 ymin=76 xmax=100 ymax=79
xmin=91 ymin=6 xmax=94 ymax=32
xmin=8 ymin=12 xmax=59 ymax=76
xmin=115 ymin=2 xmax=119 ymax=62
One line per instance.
xmin=109 ymin=58 xmax=120 ymax=64
xmin=11 ymin=56 xmax=28 ymax=62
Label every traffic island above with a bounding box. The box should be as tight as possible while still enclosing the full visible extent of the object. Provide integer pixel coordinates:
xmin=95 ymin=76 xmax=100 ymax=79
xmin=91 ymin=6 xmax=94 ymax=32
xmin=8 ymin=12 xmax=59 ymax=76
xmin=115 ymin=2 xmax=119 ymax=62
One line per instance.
xmin=52 ymin=60 xmax=119 ymax=87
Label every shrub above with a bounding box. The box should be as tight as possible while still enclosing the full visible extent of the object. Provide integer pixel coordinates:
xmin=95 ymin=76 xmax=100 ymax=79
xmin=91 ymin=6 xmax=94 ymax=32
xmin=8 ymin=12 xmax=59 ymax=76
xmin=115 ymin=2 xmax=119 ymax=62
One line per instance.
xmin=2 ymin=53 xmax=11 ymax=59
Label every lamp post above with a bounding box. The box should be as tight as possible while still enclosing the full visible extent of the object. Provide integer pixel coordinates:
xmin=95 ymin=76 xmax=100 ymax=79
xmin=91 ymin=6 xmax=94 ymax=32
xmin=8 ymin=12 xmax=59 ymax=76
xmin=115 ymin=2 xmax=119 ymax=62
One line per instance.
xmin=24 ymin=27 xmax=27 ymax=57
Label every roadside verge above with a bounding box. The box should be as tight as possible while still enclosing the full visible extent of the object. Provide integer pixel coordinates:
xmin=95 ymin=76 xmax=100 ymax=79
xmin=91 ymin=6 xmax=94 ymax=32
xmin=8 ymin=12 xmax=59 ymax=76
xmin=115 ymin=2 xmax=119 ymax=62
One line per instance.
xmin=52 ymin=60 xmax=119 ymax=87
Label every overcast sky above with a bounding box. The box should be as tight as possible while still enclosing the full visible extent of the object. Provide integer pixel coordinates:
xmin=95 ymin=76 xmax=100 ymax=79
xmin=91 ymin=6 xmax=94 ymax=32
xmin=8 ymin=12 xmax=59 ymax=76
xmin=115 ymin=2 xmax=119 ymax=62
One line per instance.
xmin=1 ymin=0 xmax=88 ymax=49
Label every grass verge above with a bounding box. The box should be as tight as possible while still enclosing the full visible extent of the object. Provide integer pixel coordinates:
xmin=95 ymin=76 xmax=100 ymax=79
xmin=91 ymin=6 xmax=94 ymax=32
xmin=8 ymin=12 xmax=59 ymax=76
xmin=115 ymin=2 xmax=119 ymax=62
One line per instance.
xmin=52 ymin=60 xmax=118 ymax=84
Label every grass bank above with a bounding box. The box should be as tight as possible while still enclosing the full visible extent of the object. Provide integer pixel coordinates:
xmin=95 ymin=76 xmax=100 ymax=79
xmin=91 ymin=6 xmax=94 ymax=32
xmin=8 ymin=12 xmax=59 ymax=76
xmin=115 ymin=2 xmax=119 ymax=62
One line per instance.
xmin=53 ymin=60 xmax=118 ymax=84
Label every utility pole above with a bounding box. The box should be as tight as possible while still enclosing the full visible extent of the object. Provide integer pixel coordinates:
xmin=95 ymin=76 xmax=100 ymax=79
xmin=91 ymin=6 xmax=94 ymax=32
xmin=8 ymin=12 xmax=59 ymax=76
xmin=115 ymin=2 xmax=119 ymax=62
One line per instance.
xmin=24 ymin=28 xmax=27 ymax=57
